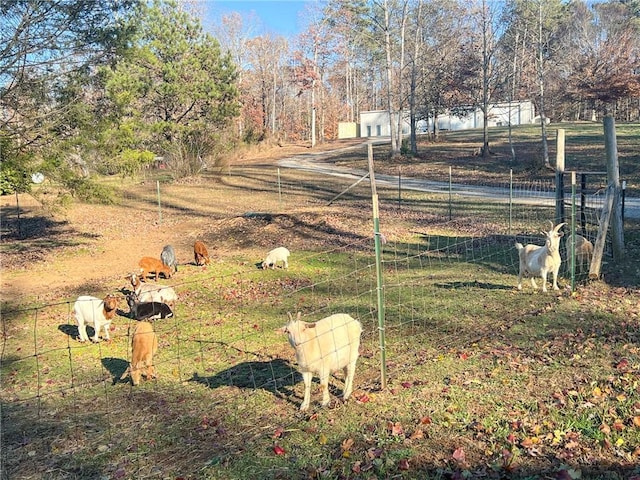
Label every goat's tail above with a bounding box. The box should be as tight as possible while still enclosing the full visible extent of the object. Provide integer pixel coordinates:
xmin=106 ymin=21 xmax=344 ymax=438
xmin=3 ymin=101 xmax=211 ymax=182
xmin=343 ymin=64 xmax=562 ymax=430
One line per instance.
xmin=515 ymin=242 xmax=524 ymax=252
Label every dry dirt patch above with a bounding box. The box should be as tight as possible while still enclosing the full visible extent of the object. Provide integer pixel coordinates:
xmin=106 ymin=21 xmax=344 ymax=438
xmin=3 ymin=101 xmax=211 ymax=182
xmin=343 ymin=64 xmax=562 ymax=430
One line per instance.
xmin=1 ymin=142 xmax=381 ymax=305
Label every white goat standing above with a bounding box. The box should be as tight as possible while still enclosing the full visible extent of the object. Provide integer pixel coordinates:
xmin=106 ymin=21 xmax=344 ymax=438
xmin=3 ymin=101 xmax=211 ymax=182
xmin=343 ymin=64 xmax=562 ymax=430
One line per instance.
xmin=281 ymin=312 xmax=362 ymax=411
xmin=515 ymin=222 xmax=566 ymax=292
xmin=73 ymin=294 xmax=119 ymax=342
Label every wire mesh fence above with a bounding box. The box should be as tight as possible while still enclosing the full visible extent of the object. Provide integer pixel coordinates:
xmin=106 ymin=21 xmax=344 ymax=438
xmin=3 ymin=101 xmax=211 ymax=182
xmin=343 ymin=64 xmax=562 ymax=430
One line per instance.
xmin=1 ymin=169 xmax=618 ymax=479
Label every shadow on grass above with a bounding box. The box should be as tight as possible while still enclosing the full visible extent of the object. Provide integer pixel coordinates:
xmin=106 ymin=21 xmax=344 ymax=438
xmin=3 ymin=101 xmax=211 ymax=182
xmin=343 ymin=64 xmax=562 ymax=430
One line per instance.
xmin=58 ymin=323 xmax=79 ymax=340
xmin=189 ymin=358 xmax=301 ymax=406
xmin=102 ymin=357 xmax=130 ymax=383
xmin=435 ymin=280 xmax=513 ymax=290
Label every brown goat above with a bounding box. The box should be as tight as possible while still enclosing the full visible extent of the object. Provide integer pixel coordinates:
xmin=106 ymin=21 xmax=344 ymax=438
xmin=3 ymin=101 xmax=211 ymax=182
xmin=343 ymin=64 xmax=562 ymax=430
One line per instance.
xmin=138 ymin=257 xmax=172 ymax=281
xmin=566 ymin=234 xmax=594 ymax=273
xmin=120 ymin=321 xmax=158 ymax=386
xmin=193 ymin=241 xmax=210 ymax=266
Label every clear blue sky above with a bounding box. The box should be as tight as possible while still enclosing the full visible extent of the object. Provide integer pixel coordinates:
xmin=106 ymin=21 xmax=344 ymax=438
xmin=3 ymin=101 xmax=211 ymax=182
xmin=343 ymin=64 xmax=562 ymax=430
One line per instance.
xmin=205 ymin=0 xmax=318 ymax=37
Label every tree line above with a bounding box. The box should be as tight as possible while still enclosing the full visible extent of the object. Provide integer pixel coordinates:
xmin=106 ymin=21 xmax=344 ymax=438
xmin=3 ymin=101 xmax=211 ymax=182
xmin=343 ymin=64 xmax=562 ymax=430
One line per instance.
xmin=1 ymin=0 xmax=639 ymax=200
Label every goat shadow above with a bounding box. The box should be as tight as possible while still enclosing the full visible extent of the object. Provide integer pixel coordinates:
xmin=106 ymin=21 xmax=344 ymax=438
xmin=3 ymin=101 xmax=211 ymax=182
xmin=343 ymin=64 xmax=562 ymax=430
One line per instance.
xmin=189 ymin=359 xmax=301 ymax=405
xmin=102 ymin=357 xmax=130 ymax=384
xmin=58 ymin=324 xmax=80 ymax=340
xmin=435 ymin=280 xmax=513 ymax=290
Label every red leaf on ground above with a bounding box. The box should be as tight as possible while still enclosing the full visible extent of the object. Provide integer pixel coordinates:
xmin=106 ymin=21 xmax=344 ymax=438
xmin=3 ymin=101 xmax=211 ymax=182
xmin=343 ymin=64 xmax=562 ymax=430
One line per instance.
xmin=388 ymin=421 xmax=404 ymax=436
xmin=273 ymin=427 xmax=284 ymax=438
xmin=452 ymin=446 xmax=466 ymax=465
xmin=398 ymin=458 xmax=410 ymax=470
xmin=616 ymin=358 xmax=630 ymax=371
xmin=273 ymin=445 xmax=285 ymax=455
xmin=401 ymin=381 xmax=412 ymax=388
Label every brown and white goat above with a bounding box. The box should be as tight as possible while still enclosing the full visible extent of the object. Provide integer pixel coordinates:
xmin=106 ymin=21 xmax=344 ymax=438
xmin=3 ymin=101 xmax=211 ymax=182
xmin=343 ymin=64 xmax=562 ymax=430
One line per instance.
xmin=515 ymin=222 xmax=566 ymax=292
xmin=138 ymin=256 xmax=172 ymax=281
xmin=120 ymin=321 xmax=158 ymax=386
xmin=126 ymin=272 xmax=177 ymax=309
xmin=193 ymin=241 xmax=210 ymax=266
xmin=73 ymin=294 xmax=119 ymax=342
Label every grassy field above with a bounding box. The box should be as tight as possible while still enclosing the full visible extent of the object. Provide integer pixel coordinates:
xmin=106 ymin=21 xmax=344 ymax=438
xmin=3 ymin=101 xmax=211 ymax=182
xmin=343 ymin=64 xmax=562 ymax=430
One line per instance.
xmin=1 ymin=123 xmax=640 ymax=480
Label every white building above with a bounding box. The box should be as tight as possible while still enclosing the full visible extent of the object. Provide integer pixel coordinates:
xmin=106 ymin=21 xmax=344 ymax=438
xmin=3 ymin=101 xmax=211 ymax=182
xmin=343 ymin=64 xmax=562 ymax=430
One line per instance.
xmin=358 ymin=100 xmax=535 ymax=137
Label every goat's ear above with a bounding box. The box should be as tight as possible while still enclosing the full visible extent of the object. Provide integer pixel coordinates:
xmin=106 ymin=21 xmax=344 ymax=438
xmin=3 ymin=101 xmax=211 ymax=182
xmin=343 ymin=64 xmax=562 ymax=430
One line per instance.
xmin=296 ymin=311 xmax=301 ymax=321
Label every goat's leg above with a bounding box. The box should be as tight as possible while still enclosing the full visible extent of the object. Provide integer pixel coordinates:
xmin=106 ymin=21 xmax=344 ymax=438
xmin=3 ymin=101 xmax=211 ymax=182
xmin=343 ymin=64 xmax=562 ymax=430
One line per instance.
xmin=300 ymin=371 xmax=313 ymax=411
xmin=343 ymin=362 xmax=356 ymax=400
xmin=540 ymin=269 xmax=548 ymax=292
xmin=517 ymin=266 xmax=524 ymax=290
xmin=77 ymin=322 xmax=88 ymax=342
xmin=551 ymin=268 xmax=560 ymax=290
xmin=319 ymin=372 xmax=331 ymax=407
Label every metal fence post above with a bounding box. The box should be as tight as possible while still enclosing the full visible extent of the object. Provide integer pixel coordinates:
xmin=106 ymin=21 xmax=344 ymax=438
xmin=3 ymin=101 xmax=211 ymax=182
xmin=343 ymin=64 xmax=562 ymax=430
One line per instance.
xmin=368 ymin=143 xmax=387 ymax=390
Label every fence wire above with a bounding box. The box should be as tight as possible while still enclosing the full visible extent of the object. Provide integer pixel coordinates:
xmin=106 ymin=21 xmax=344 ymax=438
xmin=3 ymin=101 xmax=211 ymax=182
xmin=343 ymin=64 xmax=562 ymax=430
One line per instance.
xmin=1 ymin=174 xmax=615 ymax=479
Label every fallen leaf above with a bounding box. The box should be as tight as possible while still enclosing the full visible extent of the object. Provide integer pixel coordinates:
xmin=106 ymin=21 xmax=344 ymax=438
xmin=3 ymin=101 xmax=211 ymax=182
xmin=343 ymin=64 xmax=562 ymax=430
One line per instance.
xmin=388 ymin=421 xmax=404 ymax=436
xmin=341 ymin=438 xmax=354 ymax=451
xmin=452 ymin=446 xmax=466 ymax=466
xmin=398 ymin=458 xmax=410 ymax=470
xmin=273 ymin=445 xmax=285 ymax=455
xmin=355 ymin=393 xmax=370 ymax=403
xmin=409 ymin=428 xmax=424 ymax=440
xmin=272 ymin=427 xmax=284 ymax=439
xmin=319 ymin=433 xmax=327 ymax=445
xmin=420 ymin=416 xmax=432 ymax=425
xmin=616 ymin=358 xmax=630 ymax=371
xmin=633 ymin=416 xmax=640 ymax=428
xmin=613 ymin=419 xmax=625 ymax=432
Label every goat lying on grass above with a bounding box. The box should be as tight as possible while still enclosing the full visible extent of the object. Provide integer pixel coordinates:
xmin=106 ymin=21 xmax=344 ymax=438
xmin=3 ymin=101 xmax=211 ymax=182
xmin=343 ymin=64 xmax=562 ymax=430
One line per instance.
xmin=120 ymin=321 xmax=158 ymax=386
xmin=515 ymin=222 xmax=566 ymax=292
xmin=126 ymin=292 xmax=173 ymax=321
xmin=126 ymin=272 xmax=177 ymax=309
xmin=73 ymin=294 xmax=119 ymax=342
xmin=281 ymin=312 xmax=362 ymax=411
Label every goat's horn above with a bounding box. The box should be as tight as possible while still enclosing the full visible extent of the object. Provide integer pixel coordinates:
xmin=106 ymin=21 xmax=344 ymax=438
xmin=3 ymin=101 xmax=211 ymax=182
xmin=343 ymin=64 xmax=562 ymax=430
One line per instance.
xmin=554 ymin=222 xmax=567 ymax=231
xmin=548 ymin=220 xmax=554 ymax=230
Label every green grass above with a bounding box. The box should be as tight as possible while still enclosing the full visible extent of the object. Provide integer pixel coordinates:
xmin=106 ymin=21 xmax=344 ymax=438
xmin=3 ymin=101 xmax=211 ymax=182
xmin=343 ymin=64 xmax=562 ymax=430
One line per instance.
xmin=2 ymin=124 xmax=640 ymax=479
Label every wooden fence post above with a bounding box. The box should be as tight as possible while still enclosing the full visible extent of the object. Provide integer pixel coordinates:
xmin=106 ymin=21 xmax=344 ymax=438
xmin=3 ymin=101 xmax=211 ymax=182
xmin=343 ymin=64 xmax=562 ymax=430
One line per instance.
xmin=603 ymin=117 xmax=625 ymax=260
